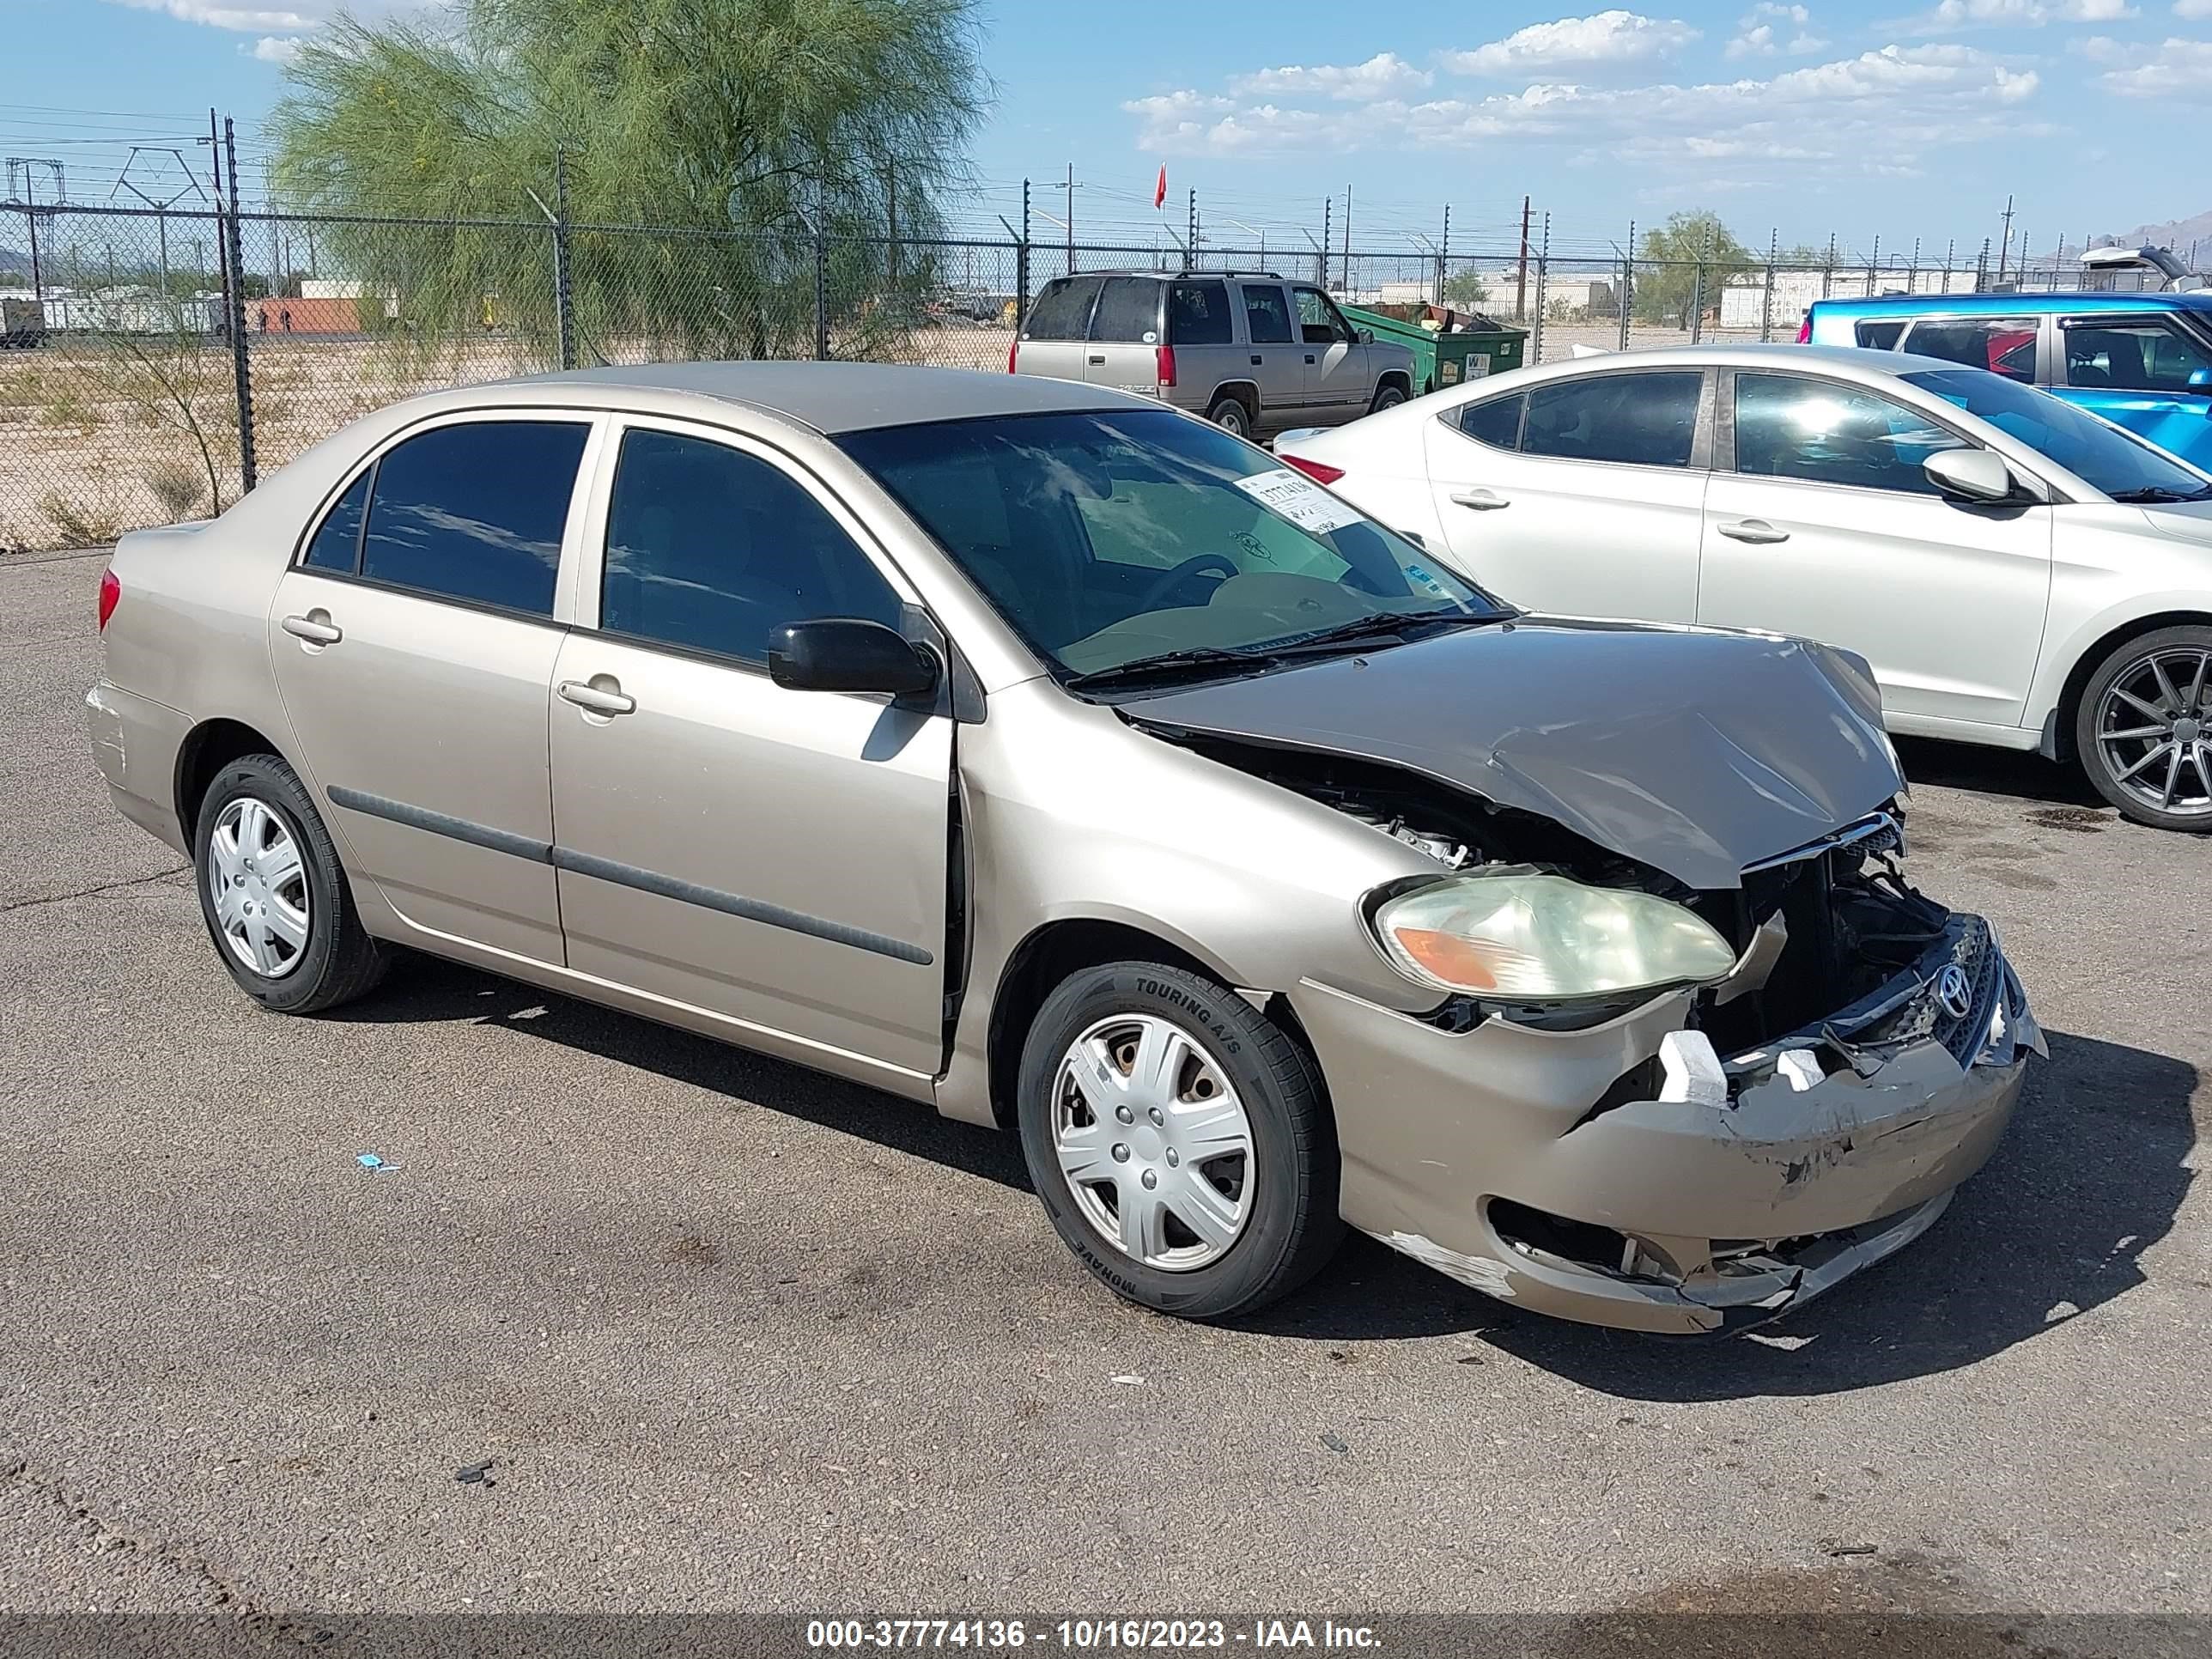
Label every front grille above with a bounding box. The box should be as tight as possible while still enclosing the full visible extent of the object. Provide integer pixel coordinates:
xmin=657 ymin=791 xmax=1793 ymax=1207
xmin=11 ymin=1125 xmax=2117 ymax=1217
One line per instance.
xmin=1862 ymin=916 xmax=2001 ymax=1066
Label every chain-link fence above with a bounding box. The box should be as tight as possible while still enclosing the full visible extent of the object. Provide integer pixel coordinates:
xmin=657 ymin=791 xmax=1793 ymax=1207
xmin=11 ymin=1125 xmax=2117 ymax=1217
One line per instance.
xmin=0 ymin=198 xmax=2185 ymax=550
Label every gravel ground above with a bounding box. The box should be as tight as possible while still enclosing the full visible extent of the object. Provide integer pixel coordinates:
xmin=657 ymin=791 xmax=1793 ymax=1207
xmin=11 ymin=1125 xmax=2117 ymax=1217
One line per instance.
xmin=2 ymin=548 xmax=2205 ymax=1649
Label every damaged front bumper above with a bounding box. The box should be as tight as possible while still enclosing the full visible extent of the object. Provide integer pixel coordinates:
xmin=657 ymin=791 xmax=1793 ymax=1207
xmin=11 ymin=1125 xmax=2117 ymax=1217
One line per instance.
xmin=1297 ymin=915 xmax=2042 ymax=1335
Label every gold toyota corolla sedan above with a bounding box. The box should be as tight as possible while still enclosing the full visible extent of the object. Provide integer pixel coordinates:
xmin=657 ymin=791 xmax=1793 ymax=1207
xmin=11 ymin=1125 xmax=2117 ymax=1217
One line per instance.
xmin=85 ymin=362 xmax=2042 ymax=1334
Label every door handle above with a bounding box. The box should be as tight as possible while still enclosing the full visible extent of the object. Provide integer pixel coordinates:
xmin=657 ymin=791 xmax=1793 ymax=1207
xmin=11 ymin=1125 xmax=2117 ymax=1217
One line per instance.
xmin=1251 ymin=355 xmax=1263 ymax=366
xmin=281 ymin=611 xmax=342 ymax=646
xmin=1717 ymin=518 xmax=1790 ymax=544
xmin=558 ymin=678 xmax=636 ymax=716
xmin=1449 ymin=488 xmax=1510 ymax=511
xmin=1087 ymin=354 xmax=1105 ymax=365
xmin=1304 ymin=354 xmax=1317 ymax=364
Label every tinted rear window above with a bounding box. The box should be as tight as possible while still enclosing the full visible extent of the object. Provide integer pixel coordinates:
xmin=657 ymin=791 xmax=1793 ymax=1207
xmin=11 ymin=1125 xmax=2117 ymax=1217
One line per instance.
xmin=301 ymin=470 xmax=369 ymax=572
xmin=359 ymin=421 xmax=588 ymax=616
xmin=1522 ymin=372 xmax=1702 ymax=468
xmin=1167 ymin=281 xmax=1232 ymax=345
xmin=1243 ymin=285 xmax=1293 ymax=344
xmin=1024 ymin=276 xmax=1102 ymax=342
xmin=1090 ymin=277 xmax=1162 ymax=343
xmin=1855 ymin=319 xmax=1906 ymax=349
xmin=1454 ymin=394 xmax=1523 ymax=450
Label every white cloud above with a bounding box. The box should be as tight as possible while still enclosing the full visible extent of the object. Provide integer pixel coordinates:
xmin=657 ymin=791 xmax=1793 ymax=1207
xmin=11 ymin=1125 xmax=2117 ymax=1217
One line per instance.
xmin=106 ymin=0 xmax=430 ymax=33
xmin=1726 ymin=4 xmax=1831 ymax=56
xmin=1127 ymin=40 xmax=2045 ymax=189
xmin=2174 ymin=0 xmax=2212 ymax=17
xmin=1905 ymin=0 xmax=2136 ymax=32
xmin=249 ymin=33 xmax=302 ymax=61
xmin=1232 ymin=52 xmax=1431 ymax=101
xmin=2089 ymin=33 xmax=2212 ymax=91
xmin=1443 ymin=10 xmax=1699 ymax=77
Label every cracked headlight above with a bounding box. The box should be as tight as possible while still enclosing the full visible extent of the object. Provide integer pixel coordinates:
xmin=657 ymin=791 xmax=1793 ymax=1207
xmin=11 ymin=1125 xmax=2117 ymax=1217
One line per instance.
xmin=1372 ymin=873 xmax=1739 ymax=1000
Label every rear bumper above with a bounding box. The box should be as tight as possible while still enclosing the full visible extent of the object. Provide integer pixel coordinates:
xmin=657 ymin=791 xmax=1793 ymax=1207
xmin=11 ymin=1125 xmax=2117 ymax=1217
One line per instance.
xmin=85 ymin=679 xmax=190 ymax=854
xmin=1297 ymin=915 xmax=2040 ymax=1335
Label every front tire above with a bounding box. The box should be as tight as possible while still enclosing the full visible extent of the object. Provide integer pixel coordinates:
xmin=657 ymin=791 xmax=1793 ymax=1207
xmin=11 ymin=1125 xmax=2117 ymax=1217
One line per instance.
xmin=1016 ymin=962 xmax=1341 ymax=1320
xmin=1206 ymin=396 xmax=1252 ymax=440
xmin=192 ymin=753 xmax=390 ymax=1012
xmin=2073 ymin=626 xmax=2212 ymax=831
xmin=1369 ymin=382 xmax=1407 ymax=414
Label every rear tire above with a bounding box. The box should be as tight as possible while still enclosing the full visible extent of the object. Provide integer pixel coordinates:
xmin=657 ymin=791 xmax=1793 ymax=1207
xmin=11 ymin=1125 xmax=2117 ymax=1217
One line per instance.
xmin=2072 ymin=625 xmax=2212 ymax=831
xmin=1369 ymin=382 xmax=1407 ymax=414
xmin=1206 ymin=396 xmax=1253 ymax=440
xmin=1016 ymin=961 xmax=1341 ymax=1321
xmin=192 ymin=754 xmax=390 ymax=1013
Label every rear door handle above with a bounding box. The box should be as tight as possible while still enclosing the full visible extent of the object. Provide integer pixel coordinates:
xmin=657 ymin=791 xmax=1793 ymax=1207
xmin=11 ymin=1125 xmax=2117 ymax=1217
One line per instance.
xmin=1087 ymin=354 xmax=1105 ymax=365
xmin=1717 ymin=518 xmax=1790 ymax=544
xmin=1449 ymin=488 xmax=1510 ymax=511
xmin=1251 ymin=355 xmax=1263 ymax=365
xmin=281 ymin=611 xmax=342 ymax=646
xmin=558 ymin=678 xmax=635 ymax=716
xmin=1304 ymin=354 xmax=1317 ymax=364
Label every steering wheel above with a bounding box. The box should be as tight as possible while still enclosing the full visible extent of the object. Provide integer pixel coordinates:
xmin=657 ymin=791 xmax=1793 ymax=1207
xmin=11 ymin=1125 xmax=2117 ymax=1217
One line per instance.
xmin=1138 ymin=553 xmax=1239 ymax=611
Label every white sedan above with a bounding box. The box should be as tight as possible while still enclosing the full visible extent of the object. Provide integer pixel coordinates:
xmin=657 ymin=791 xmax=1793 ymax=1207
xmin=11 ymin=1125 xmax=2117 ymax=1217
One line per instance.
xmin=1278 ymin=343 xmax=2212 ymax=830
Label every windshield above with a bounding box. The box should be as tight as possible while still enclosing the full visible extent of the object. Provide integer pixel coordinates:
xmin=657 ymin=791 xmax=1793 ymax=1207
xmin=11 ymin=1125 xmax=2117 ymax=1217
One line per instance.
xmin=1900 ymin=368 xmax=2212 ymax=501
xmin=837 ymin=409 xmax=1510 ymax=682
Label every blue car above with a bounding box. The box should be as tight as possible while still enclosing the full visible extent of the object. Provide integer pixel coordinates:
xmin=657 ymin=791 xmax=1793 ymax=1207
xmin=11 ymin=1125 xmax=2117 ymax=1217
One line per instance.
xmin=1804 ymin=289 xmax=2212 ymax=471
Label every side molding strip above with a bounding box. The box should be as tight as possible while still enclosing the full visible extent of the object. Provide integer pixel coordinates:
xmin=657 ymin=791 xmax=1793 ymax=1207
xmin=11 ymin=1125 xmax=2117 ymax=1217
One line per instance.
xmin=326 ymin=785 xmax=931 ymax=966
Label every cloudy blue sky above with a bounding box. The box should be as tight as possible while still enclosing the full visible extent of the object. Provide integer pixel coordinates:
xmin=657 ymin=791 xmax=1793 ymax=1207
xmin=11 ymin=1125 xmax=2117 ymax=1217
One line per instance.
xmin=8 ymin=2 xmax=2210 ymax=254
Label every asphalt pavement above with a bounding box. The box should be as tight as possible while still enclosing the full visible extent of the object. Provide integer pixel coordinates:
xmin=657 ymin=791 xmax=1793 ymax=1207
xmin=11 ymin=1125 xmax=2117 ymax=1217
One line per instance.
xmin=2 ymin=549 xmax=2205 ymax=1644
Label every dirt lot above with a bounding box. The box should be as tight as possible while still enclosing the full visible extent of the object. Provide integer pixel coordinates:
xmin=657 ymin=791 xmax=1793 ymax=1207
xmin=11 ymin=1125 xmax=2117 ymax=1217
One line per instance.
xmin=1 ymin=546 xmax=2207 ymax=1649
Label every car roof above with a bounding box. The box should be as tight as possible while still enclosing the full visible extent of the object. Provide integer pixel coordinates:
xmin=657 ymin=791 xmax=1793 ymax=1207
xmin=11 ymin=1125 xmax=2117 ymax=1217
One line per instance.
xmin=505 ymin=360 xmax=1139 ymax=434
xmin=1449 ymin=342 xmax=1967 ymax=380
xmin=1813 ymin=289 xmax=2212 ymax=315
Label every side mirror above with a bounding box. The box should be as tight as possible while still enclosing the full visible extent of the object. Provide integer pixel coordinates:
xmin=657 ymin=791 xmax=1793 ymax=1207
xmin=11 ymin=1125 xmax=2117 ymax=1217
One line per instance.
xmin=1923 ymin=447 xmax=2016 ymax=504
xmin=768 ymin=618 xmax=938 ymax=696
xmin=1358 ymin=328 xmax=1375 ymax=344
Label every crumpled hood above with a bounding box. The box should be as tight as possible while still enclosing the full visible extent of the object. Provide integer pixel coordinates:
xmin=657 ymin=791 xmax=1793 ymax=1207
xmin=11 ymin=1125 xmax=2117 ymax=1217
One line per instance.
xmin=1121 ymin=617 xmax=1902 ymax=890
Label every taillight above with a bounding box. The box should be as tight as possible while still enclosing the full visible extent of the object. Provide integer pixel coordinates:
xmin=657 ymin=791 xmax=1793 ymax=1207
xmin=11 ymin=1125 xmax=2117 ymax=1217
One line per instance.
xmin=1157 ymin=343 xmax=1176 ymax=388
xmin=1795 ymin=314 xmax=1812 ymax=344
xmin=1007 ymin=338 xmax=1020 ymax=374
xmin=97 ymin=566 xmax=120 ymax=631
xmin=1281 ymin=454 xmax=1344 ymax=485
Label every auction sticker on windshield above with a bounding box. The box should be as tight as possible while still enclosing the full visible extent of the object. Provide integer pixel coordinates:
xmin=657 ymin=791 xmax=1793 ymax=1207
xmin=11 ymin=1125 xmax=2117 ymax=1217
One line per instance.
xmin=1236 ymin=468 xmax=1365 ymax=535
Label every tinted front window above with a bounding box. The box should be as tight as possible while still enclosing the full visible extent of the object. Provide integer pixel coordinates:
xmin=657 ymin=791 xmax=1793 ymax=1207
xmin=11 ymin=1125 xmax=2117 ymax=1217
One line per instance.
xmin=359 ymin=421 xmax=587 ymax=615
xmin=1905 ymin=317 xmax=2038 ymax=383
xmin=1167 ymin=282 xmax=1231 ymax=345
xmin=301 ymin=470 xmax=368 ymax=573
xmin=1855 ymin=319 xmax=1906 ymax=350
xmin=1243 ymin=285 xmax=1292 ymax=344
xmin=1900 ymin=368 xmax=2212 ymax=501
xmin=1522 ymin=372 xmax=1701 ymax=467
xmin=1734 ymin=374 xmax=1964 ymax=494
xmin=838 ymin=410 xmax=1507 ymax=679
xmin=1453 ymin=395 xmax=1523 ymax=450
xmin=1024 ymin=276 xmax=1102 ymax=342
xmin=1090 ymin=277 xmax=1161 ymax=343
xmin=601 ymin=430 xmax=902 ymax=662
xmin=2063 ymin=317 xmax=2212 ymax=394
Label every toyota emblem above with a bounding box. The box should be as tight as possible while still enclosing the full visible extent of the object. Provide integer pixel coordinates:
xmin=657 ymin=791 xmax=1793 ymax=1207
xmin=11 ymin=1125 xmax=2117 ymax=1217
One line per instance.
xmin=1934 ymin=964 xmax=1974 ymax=1022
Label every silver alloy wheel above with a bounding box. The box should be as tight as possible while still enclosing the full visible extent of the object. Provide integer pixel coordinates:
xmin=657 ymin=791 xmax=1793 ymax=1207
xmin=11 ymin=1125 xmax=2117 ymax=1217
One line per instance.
xmin=1051 ymin=1013 xmax=1255 ymax=1271
xmin=208 ymin=797 xmax=312 ymax=978
xmin=2096 ymin=647 xmax=2212 ymax=817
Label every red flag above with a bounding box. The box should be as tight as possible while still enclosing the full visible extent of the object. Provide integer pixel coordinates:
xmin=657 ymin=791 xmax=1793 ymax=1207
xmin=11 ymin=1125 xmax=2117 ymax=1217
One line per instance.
xmin=1153 ymin=164 xmax=1167 ymax=210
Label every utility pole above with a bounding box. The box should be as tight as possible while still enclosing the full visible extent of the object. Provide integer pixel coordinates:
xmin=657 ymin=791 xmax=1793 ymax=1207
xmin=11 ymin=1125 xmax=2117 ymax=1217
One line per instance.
xmin=1341 ymin=185 xmax=1352 ymax=296
xmin=885 ymin=155 xmax=898 ymax=288
xmin=1996 ymin=192 xmax=2014 ymax=282
xmin=6 ymin=157 xmax=64 ymax=301
xmin=1439 ymin=204 xmax=1450 ymax=303
xmin=1515 ymin=194 xmax=1532 ymax=321
xmin=1064 ymin=163 xmax=1074 ymax=275
xmin=1319 ymin=197 xmax=1332 ymax=289
xmin=1188 ymin=187 xmax=1197 ymax=264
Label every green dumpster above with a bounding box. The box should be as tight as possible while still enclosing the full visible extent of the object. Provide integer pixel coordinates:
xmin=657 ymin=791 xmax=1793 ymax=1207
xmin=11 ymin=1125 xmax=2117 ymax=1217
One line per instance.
xmin=1341 ymin=303 xmax=1528 ymax=396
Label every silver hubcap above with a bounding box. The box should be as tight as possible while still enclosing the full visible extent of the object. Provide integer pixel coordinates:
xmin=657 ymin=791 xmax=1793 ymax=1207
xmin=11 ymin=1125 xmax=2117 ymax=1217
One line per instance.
xmin=1051 ymin=1014 xmax=1255 ymax=1272
xmin=2097 ymin=647 xmax=2212 ymax=817
xmin=208 ymin=797 xmax=311 ymax=978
